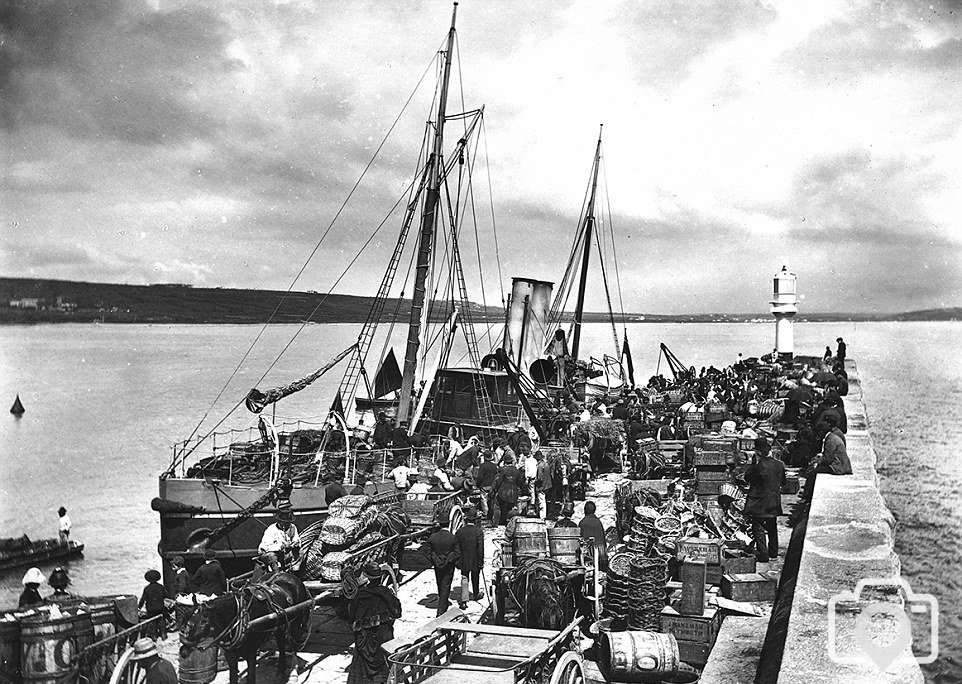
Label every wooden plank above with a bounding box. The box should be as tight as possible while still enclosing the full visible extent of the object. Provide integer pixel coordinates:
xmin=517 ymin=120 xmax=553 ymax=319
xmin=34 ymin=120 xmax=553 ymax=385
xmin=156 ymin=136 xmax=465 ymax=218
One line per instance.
xmin=464 ymin=634 xmax=550 ymax=658
xmin=382 ymin=608 xmax=466 ymax=653
xmin=421 ymin=670 xmax=512 ymax=684
xmin=436 ymin=622 xmax=558 ymax=638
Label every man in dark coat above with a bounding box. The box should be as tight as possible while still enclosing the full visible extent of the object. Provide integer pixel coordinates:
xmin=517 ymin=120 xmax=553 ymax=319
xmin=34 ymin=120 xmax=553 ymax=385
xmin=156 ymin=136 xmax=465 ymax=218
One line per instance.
xmin=454 ymin=507 xmax=484 ymax=607
xmin=836 ymin=337 xmax=846 ymax=363
xmin=507 ymin=424 xmax=531 ymax=457
xmin=169 ymin=556 xmax=190 ymax=597
xmin=492 ymin=453 xmax=526 ymax=525
xmin=578 ymin=501 xmax=608 ymax=571
xmin=189 ymin=549 xmax=226 ymax=596
xmin=744 ymin=437 xmax=786 ymax=563
xmin=373 ymin=413 xmax=392 ymax=449
xmin=420 ymin=512 xmax=460 ymax=616
xmin=475 ymin=451 xmax=499 ymax=523
xmin=347 ymin=563 xmax=402 ymax=684
xmin=454 ymin=436 xmax=481 ymax=474
xmin=392 ymin=420 xmax=412 ymax=461
xmin=803 ymin=414 xmax=852 ymax=501
xmin=610 ymin=398 xmax=629 ymax=421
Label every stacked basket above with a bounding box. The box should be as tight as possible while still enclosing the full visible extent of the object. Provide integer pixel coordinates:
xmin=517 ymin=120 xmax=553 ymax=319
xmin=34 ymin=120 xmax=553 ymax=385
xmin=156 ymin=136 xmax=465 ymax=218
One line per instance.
xmin=627 ymin=555 xmax=669 ymax=631
xmin=603 ymin=552 xmax=634 ymax=619
xmin=627 ymin=506 xmax=660 ymax=554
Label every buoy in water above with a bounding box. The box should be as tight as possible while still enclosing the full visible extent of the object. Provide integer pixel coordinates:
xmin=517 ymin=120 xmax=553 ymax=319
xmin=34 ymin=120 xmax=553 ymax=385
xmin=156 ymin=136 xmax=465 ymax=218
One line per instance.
xmin=10 ymin=395 xmax=24 ymax=416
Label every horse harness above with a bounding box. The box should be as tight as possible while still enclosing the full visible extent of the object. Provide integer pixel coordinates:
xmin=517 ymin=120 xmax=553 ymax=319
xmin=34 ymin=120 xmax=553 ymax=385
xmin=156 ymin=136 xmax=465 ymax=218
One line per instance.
xmin=191 ymin=582 xmax=291 ymax=652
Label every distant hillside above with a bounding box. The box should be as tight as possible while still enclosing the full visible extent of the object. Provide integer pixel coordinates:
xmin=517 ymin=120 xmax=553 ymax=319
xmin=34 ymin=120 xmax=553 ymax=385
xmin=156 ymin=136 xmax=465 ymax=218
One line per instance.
xmin=0 ymin=278 xmax=958 ymax=324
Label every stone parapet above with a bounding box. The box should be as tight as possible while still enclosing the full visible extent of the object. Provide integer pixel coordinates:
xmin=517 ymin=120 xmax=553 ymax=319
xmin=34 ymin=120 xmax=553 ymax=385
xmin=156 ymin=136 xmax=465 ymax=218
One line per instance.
xmin=777 ymin=360 xmax=923 ymax=683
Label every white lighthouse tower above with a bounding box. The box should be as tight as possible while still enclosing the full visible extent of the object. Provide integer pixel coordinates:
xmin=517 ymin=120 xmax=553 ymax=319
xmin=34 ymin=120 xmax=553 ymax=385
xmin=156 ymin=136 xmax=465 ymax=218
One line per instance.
xmin=770 ymin=266 xmax=798 ymax=359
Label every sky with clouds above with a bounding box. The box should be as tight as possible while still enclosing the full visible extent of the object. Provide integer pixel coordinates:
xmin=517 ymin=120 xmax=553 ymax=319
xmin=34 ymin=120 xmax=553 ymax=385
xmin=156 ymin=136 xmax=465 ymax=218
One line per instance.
xmin=2 ymin=0 xmax=961 ymax=314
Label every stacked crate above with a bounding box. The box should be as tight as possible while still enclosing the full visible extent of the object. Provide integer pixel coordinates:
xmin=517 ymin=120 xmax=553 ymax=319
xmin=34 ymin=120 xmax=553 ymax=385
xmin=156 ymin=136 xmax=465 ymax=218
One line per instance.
xmin=693 ymin=434 xmax=737 ymax=495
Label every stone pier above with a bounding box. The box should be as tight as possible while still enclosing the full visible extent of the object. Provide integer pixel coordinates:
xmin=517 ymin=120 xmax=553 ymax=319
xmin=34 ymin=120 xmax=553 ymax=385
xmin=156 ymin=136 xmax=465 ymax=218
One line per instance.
xmin=775 ymin=361 xmax=924 ymax=683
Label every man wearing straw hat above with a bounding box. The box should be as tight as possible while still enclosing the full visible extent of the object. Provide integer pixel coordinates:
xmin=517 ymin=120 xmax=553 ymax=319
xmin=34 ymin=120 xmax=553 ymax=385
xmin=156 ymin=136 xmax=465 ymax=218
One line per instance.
xmin=129 ymin=638 xmax=176 ymax=684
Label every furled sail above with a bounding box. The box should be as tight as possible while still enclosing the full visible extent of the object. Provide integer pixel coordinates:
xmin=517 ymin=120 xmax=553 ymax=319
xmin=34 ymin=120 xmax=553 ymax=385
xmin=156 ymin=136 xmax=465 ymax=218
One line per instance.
xmin=245 ymin=345 xmax=355 ymax=414
xmin=372 ymin=348 xmax=403 ymax=399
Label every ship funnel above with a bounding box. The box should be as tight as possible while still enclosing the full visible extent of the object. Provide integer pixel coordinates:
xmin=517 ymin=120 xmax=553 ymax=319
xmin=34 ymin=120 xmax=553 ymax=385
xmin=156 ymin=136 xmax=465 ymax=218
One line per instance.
xmin=504 ymin=278 xmax=553 ymax=375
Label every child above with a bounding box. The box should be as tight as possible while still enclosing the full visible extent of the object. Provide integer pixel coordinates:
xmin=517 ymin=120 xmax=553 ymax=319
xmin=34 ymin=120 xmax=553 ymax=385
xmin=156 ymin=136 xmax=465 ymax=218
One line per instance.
xmin=139 ymin=570 xmax=168 ymax=639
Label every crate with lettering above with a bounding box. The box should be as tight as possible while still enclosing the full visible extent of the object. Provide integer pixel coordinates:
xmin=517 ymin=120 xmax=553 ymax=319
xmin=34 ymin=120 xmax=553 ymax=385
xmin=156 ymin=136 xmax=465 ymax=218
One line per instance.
xmin=676 ymin=537 xmax=724 ymax=565
xmin=705 ymin=555 xmax=757 ymax=585
xmin=660 ymin=604 xmax=722 ymax=644
xmin=700 ymin=436 xmax=738 ymax=453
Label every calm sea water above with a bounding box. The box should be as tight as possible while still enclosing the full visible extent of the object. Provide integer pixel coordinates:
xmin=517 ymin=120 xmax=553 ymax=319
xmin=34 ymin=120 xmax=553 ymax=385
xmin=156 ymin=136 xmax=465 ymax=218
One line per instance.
xmin=1 ymin=321 xmax=958 ymax=679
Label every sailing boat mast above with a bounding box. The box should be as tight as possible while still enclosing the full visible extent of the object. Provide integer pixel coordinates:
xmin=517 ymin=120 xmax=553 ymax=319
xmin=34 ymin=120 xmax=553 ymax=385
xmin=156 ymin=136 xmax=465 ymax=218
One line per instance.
xmin=397 ymin=3 xmax=458 ymax=424
xmin=570 ymin=125 xmax=603 ymax=362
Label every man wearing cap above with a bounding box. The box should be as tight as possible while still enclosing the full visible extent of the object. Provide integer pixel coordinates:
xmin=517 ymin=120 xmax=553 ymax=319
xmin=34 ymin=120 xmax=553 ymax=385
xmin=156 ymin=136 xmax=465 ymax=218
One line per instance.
xmin=170 ymin=556 xmax=190 ymax=597
xmin=534 ymin=450 xmax=552 ymax=520
xmin=129 ymin=638 xmax=176 ymax=684
xmin=802 ymin=413 xmax=852 ymax=501
xmin=190 ymin=549 xmax=226 ymax=596
xmin=257 ymin=501 xmax=301 ymax=575
xmin=475 ymin=450 xmax=498 ymax=523
xmin=420 ymin=512 xmax=460 ymax=616
xmin=744 ymin=437 xmax=786 ymax=563
xmin=555 ymin=502 xmax=578 ymax=528
xmin=454 ymin=507 xmax=484 ymax=608
xmin=347 ymin=563 xmax=401 ymax=684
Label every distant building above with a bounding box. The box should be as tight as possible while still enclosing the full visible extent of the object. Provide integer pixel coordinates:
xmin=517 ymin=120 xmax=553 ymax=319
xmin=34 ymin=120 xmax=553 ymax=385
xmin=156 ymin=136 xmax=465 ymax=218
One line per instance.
xmin=9 ymin=298 xmax=42 ymax=309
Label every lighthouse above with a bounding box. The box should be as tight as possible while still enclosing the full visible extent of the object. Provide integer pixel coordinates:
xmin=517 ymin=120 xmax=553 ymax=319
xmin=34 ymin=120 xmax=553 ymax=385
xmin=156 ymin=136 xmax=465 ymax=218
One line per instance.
xmin=771 ymin=266 xmax=798 ymax=359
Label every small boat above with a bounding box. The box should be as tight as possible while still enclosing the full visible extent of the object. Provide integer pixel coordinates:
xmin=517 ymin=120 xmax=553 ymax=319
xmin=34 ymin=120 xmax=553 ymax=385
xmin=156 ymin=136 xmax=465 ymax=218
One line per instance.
xmin=0 ymin=535 xmax=84 ymax=572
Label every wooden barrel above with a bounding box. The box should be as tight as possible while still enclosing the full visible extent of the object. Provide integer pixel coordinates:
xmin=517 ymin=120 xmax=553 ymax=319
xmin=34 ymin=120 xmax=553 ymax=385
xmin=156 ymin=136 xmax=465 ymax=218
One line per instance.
xmin=599 ymin=630 xmax=679 ymax=683
xmin=513 ymin=518 xmax=546 ymax=537
xmin=0 ymin=617 xmax=21 ymax=684
xmin=85 ymin=603 xmax=115 ymax=643
xmin=547 ymin=527 xmax=581 ymax=565
xmin=178 ymin=645 xmax=217 ymax=684
xmin=20 ymin=610 xmax=94 ymax=684
xmin=513 ymin=533 xmax=548 ymax=559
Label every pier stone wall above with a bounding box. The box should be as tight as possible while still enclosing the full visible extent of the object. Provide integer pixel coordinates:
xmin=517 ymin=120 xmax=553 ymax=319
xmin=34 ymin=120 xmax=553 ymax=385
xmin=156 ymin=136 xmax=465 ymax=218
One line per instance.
xmin=777 ymin=361 xmax=924 ymax=683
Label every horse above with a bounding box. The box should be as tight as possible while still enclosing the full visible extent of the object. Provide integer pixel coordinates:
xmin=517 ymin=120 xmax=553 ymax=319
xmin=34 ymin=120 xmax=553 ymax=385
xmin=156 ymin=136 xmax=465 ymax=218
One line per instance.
xmin=181 ymin=572 xmax=311 ymax=684
xmin=509 ymin=558 xmax=579 ymax=630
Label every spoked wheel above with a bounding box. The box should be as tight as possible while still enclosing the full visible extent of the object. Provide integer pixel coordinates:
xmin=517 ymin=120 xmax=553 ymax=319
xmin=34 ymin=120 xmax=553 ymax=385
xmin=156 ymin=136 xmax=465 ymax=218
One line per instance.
xmin=448 ymin=504 xmax=464 ymax=535
xmin=549 ymin=652 xmax=585 ymax=684
xmin=109 ymin=646 xmax=147 ymax=684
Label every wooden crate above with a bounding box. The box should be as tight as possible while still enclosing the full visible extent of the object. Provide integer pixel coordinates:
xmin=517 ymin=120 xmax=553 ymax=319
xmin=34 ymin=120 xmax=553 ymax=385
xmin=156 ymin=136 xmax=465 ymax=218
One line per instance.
xmin=700 ymin=436 xmax=737 ymax=453
xmin=696 ymin=466 xmax=729 ymax=481
xmin=695 ymin=479 xmax=725 ymax=496
xmin=720 ymin=572 xmax=778 ymax=602
xmin=660 ymin=605 xmax=722 ymax=644
xmin=676 ymin=537 xmax=724 ymax=565
xmin=676 ymin=639 xmax=713 ymax=667
xmin=693 ymin=450 xmax=729 ymax=466
xmin=705 ymin=556 xmax=757 ymax=585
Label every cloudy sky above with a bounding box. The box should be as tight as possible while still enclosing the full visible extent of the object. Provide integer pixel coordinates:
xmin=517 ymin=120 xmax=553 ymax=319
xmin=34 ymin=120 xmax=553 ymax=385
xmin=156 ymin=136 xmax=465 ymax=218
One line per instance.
xmin=2 ymin=0 xmax=961 ymax=314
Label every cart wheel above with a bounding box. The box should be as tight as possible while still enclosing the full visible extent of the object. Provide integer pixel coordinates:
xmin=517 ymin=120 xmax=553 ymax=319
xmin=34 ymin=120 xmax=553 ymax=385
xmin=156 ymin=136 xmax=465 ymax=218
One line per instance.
xmin=549 ymin=652 xmax=585 ymax=684
xmin=109 ymin=646 xmax=147 ymax=684
xmin=448 ymin=505 xmax=464 ymax=534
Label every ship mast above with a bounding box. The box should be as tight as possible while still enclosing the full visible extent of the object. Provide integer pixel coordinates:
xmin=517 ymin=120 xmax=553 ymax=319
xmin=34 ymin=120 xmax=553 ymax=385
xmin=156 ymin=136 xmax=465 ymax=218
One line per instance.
xmin=570 ymin=125 xmax=603 ymax=362
xmin=397 ymin=3 xmax=458 ymax=424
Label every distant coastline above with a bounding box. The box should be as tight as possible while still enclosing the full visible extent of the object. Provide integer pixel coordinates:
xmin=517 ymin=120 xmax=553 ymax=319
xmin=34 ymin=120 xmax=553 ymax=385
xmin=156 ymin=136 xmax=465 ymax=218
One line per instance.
xmin=1 ymin=277 xmax=958 ymax=325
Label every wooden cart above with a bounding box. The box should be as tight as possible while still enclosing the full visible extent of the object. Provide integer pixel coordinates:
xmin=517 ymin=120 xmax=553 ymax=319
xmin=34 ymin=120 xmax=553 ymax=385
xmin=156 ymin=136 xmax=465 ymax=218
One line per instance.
xmin=386 ymin=609 xmax=586 ymax=684
xmin=401 ymin=490 xmax=465 ymax=537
